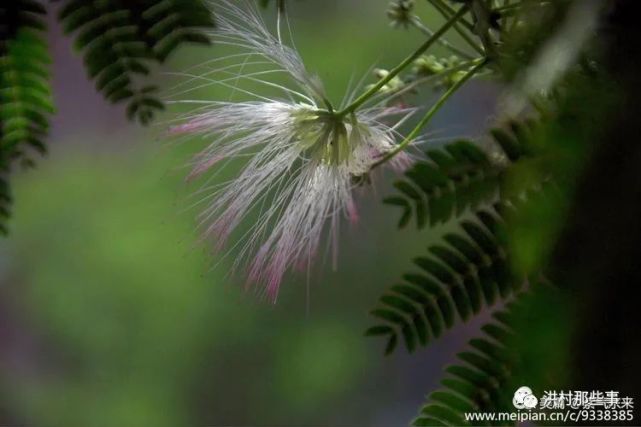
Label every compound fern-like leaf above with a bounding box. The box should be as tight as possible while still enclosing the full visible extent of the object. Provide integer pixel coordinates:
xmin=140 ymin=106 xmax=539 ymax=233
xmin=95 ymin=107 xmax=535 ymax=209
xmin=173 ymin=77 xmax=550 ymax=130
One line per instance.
xmin=58 ymin=0 xmax=214 ymax=125
xmin=1 ymin=0 xmax=54 ymax=234
xmin=366 ymin=204 xmax=523 ymax=354
xmin=412 ymin=305 xmax=518 ymax=426
xmin=411 ymin=286 xmax=570 ymax=426
xmin=385 ymin=121 xmax=537 ymax=229
xmin=368 ymin=119 xmax=542 ymax=354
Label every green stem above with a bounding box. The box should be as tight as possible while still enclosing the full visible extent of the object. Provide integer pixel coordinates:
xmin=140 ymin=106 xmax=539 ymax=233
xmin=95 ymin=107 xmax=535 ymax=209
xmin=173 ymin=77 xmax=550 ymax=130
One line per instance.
xmin=371 ymin=57 xmax=484 ymax=104
xmin=428 ymin=0 xmax=485 ymax=56
xmin=429 ymin=0 xmax=475 ymax=31
xmin=372 ymin=60 xmax=487 ymax=169
xmin=335 ymin=4 xmax=470 ymax=117
xmin=411 ymin=17 xmax=475 ymax=60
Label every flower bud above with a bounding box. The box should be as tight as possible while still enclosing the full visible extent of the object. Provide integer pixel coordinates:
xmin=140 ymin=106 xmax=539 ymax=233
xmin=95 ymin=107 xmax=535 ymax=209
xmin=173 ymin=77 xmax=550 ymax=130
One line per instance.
xmin=413 ymin=55 xmax=446 ymax=76
xmin=366 ymin=68 xmax=405 ymax=95
xmin=387 ymin=0 xmax=415 ymax=28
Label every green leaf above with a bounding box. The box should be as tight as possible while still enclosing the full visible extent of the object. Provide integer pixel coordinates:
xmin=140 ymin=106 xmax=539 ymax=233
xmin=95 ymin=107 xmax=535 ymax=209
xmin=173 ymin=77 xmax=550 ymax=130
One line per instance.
xmin=386 ymin=125 xmax=539 ymax=229
xmin=58 ymin=0 xmax=215 ymax=125
xmin=1 ymin=1 xmax=53 ymax=234
xmin=367 ymin=205 xmax=524 ymax=354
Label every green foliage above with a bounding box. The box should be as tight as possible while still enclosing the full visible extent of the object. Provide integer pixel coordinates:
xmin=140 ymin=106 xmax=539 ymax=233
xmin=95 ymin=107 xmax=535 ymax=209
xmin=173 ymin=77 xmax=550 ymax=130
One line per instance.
xmin=384 ymin=140 xmax=498 ymax=229
xmin=366 ymin=203 xmax=523 ymax=354
xmin=384 ymin=120 xmax=537 ymax=230
xmin=0 ymin=0 xmax=214 ymax=234
xmin=0 ymin=0 xmax=53 ymax=234
xmin=412 ymin=288 xmax=572 ymax=426
xmin=58 ymin=0 xmax=214 ymax=125
xmin=369 ymin=122 xmax=540 ymax=355
xmin=413 ymin=305 xmax=519 ymax=426
xmin=370 ymin=1 xmax=636 ymax=425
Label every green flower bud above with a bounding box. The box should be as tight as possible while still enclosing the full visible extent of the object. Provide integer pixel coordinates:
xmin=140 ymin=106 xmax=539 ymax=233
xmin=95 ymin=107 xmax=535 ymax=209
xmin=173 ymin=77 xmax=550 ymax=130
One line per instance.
xmin=413 ymin=55 xmax=446 ymax=76
xmin=366 ymin=68 xmax=405 ymax=95
xmin=387 ymin=0 xmax=415 ymax=28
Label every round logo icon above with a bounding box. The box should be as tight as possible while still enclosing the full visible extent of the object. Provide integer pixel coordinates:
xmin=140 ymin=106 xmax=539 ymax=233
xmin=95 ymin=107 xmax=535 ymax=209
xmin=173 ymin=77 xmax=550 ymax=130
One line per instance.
xmin=513 ymin=386 xmax=538 ymax=409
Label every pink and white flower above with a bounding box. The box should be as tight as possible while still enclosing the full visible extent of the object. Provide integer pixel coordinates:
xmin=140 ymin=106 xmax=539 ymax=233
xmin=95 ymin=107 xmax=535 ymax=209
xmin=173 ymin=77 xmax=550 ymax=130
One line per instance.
xmin=170 ymin=0 xmax=413 ymax=301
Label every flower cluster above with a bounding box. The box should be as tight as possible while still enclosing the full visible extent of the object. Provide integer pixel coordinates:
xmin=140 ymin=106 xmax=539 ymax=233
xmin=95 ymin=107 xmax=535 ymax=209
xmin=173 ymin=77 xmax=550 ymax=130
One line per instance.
xmin=170 ymin=1 xmax=413 ymax=300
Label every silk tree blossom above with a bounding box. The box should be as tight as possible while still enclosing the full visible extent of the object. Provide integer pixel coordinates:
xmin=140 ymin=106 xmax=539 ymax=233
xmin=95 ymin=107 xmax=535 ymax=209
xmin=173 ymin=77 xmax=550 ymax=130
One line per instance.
xmin=170 ymin=0 xmax=414 ymax=301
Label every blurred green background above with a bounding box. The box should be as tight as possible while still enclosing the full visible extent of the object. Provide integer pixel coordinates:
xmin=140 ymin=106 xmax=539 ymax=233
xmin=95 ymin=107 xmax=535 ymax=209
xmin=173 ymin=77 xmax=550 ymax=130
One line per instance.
xmin=0 ymin=0 xmax=497 ymax=425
